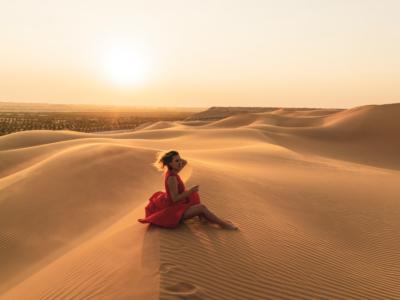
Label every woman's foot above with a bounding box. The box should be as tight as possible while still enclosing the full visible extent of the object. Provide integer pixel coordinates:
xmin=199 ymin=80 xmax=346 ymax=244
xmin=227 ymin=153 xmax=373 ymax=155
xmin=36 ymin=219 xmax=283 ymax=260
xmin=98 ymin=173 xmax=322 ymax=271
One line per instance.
xmin=221 ymin=220 xmax=238 ymax=230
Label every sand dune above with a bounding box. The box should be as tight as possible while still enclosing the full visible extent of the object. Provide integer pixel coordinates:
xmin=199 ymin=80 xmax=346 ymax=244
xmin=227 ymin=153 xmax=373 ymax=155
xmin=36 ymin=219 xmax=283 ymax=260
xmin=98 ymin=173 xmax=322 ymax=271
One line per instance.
xmin=1 ymin=103 xmax=400 ymax=299
xmin=139 ymin=121 xmax=177 ymax=130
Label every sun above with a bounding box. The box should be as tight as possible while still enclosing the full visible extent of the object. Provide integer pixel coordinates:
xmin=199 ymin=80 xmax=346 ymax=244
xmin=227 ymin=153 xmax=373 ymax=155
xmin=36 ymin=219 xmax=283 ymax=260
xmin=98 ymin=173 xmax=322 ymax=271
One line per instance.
xmin=102 ymin=45 xmax=151 ymax=87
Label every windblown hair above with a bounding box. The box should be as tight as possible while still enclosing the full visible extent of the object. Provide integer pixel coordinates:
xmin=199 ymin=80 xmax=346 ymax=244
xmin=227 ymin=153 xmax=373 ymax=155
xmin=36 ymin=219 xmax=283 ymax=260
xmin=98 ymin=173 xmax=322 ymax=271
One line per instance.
xmin=153 ymin=150 xmax=179 ymax=172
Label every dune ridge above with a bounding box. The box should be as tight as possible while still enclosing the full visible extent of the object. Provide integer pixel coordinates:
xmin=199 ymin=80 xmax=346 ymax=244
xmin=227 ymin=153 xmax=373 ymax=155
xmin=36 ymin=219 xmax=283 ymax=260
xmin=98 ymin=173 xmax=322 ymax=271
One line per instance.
xmin=1 ymin=103 xmax=400 ymax=299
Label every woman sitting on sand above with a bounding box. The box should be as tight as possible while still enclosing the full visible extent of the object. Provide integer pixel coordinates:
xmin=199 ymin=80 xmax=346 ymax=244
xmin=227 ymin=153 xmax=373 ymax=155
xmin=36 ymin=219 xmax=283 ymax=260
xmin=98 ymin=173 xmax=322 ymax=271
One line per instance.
xmin=138 ymin=150 xmax=238 ymax=230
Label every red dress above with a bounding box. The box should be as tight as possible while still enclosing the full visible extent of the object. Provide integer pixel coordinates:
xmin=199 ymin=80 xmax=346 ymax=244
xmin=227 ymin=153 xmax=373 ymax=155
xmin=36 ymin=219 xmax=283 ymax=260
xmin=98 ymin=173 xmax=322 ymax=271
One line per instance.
xmin=137 ymin=170 xmax=201 ymax=228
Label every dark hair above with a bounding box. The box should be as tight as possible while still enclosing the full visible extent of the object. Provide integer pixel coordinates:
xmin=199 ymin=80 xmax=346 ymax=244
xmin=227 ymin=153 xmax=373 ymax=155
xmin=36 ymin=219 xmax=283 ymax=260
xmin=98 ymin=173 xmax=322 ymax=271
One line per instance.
xmin=153 ymin=150 xmax=179 ymax=172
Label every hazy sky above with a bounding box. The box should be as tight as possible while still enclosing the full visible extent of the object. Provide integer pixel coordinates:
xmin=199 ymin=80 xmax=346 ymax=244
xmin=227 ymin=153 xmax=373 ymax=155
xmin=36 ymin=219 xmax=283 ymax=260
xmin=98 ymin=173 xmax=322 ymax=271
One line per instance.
xmin=1 ymin=0 xmax=399 ymax=108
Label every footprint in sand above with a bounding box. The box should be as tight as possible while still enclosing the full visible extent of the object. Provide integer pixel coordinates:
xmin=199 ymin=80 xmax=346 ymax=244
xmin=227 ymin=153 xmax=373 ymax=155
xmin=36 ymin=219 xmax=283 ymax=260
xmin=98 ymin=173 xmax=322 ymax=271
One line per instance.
xmin=159 ymin=263 xmax=180 ymax=274
xmin=164 ymin=282 xmax=200 ymax=297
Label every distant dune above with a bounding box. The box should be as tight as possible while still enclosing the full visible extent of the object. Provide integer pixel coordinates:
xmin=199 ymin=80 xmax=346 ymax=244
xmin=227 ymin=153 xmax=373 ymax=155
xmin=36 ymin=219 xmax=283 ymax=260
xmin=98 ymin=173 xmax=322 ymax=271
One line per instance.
xmin=184 ymin=106 xmax=343 ymax=121
xmin=1 ymin=103 xmax=400 ymax=299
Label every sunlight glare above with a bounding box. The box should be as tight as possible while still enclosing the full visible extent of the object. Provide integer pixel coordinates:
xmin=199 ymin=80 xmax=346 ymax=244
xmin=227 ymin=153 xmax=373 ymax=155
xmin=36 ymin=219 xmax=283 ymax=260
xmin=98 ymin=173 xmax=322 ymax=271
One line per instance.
xmin=102 ymin=45 xmax=151 ymax=87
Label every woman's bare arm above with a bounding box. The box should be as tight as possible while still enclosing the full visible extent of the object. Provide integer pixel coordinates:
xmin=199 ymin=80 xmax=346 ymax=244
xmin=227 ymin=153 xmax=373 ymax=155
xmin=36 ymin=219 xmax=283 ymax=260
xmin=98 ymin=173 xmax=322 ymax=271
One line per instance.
xmin=167 ymin=176 xmax=191 ymax=203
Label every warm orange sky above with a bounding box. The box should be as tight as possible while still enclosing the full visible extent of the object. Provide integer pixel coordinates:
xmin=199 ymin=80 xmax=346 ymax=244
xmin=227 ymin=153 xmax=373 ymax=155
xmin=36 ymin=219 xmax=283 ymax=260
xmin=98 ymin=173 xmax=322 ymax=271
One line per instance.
xmin=1 ymin=0 xmax=399 ymax=108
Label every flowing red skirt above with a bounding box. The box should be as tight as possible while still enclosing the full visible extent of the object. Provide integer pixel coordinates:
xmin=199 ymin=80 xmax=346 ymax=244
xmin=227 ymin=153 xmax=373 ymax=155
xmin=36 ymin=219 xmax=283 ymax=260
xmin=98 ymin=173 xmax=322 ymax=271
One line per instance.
xmin=137 ymin=191 xmax=201 ymax=228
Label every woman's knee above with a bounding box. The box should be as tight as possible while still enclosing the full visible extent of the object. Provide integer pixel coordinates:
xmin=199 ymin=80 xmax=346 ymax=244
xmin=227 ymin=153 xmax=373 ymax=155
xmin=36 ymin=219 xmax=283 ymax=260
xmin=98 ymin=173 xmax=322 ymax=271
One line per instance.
xmin=190 ymin=204 xmax=206 ymax=214
xmin=196 ymin=203 xmax=207 ymax=212
xmin=182 ymin=204 xmax=204 ymax=219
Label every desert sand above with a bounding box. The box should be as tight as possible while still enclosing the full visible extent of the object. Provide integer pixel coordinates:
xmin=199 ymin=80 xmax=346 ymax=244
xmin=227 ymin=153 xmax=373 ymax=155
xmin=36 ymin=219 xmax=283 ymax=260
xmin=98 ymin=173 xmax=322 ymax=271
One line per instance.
xmin=1 ymin=103 xmax=400 ymax=299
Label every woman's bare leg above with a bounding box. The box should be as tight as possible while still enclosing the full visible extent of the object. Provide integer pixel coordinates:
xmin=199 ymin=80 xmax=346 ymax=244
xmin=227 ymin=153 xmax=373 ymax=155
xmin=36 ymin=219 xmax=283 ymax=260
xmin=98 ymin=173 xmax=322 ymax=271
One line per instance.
xmin=182 ymin=204 xmax=238 ymax=229
xmin=198 ymin=213 xmax=207 ymax=223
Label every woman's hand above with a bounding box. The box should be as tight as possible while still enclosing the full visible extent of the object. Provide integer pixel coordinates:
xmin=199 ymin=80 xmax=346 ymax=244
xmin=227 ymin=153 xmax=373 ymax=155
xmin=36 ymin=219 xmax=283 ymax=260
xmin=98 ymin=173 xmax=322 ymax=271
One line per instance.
xmin=189 ymin=185 xmax=199 ymax=194
xmin=180 ymin=159 xmax=187 ymax=169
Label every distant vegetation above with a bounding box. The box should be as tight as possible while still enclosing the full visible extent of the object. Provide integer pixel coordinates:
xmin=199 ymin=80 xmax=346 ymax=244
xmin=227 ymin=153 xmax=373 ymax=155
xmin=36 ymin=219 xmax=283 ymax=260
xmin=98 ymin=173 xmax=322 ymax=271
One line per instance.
xmin=0 ymin=111 xmax=200 ymax=136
